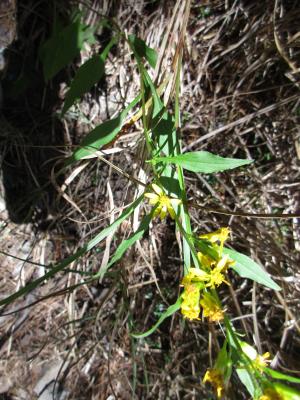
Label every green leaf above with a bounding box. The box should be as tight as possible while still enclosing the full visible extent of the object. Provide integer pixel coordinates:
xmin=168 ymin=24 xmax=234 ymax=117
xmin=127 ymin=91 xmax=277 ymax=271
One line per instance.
xmin=62 ymin=55 xmax=104 ymax=114
xmin=97 ymin=209 xmax=155 ymax=279
xmin=215 ymin=341 xmax=232 ymax=382
xmin=265 ymin=368 xmax=300 ymax=385
xmin=128 ymin=34 xmax=157 ymax=68
xmin=224 ymin=248 xmax=281 ymax=291
xmin=131 ymin=297 xmax=182 ymax=339
xmin=236 ymin=368 xmax=256 ymax=397
xmin=62 ymin=37 xmax=117 ymax=115
xmin=66 ymin=94 xmax=140 ymax=164
xmin=40 ymin=19 xmax=95 ymax=81
xmin=151 ymin=151 xmax=253 ymax=173
xmin=0 ymin=195 xmax=144 ymax=307
xmin=274 ymin=382 xmax=300 ymax=399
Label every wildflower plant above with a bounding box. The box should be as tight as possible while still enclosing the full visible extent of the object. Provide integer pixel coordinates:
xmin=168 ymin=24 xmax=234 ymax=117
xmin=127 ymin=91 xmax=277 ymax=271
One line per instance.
xmin=1 ymin=6 xmax=300 ymax=400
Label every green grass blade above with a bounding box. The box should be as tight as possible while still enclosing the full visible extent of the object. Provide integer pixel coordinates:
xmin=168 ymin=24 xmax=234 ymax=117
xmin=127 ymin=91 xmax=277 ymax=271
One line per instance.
xmin=131 ymin=296 xmax=182 ymax=339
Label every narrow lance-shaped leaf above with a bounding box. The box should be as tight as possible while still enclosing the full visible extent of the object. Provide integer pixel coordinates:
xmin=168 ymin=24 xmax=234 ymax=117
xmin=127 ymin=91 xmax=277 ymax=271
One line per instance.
xmin=97 ymin=208 xmax=155 ymax=279
xmin=0 ymin=195 xmax=144 ymax=307
xmin=274 ymin=383 xmax=300 ymax=399
xmin=39 ymin=19 xmax=95 ymax=81
xmin=128 ymin=34 xmax=157 ymax=69
xmin=66 ymin=93 xmax=141 ymax=164
xmin=151 ymin=151 xmax=253 ymax=173
xmin=235 ymin=367 xmax=256 ymax=397
xmin=224 ymin=248 xmax=281 ymax=291
xmin=215 ymin=341 xmax=232 ymax=382
xmin=131 ymin=297 xmax=182 ymax=339
xmin=62 ymin=37 xmax=117 ymax=115
xmin=265 ymin=368 xmax=300 ymax=385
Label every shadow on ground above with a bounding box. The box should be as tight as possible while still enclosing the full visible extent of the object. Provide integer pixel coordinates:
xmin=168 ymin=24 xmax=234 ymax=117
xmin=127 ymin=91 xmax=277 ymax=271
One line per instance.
xmin=0 ymin=0 xmax=66 ymax=228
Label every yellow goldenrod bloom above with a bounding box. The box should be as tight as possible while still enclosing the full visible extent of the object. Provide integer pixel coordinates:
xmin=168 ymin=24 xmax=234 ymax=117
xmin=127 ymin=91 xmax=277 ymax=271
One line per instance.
xmin=181 ymin=282 xmax=201 ymax=320
xmin=203 ymin=368 xmax=225 ymax=399
xmin=200 ymin=292 xmax=224 ymax=322
xmin=144 ymin=183 xmax=181 ymax=220
xmin=204 ymin=255 xmax=232 ymax=288
xmin=182 ymin=258 xmax=232 ymax=290
xmin=180 ymin=268 xmax=205 ymax=320
xmin=200 ymin=227 xmax=230 ymax=246
xmin=259 ymin=388 xmax=283 ymax=400
xmin=254 ymin=352 xmax=271 ymax=372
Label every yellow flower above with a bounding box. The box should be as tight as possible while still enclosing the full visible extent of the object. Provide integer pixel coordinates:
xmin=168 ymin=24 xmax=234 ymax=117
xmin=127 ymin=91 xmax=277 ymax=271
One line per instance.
xmin=180 ymin=268 xmax=205 ymax=320
xmin=182 ymin=258 xmax=232 ymax=290
xmin=200 ymin=227 xmax=230 ymax=245
xmin=254 ymin=352 xmax=271 ymax=372
xmin=204 ymin=255 xmax=232 ymax=288
xmin=203 ymin=368 xmax=225 ymax=399
xmin=259 ymin=388 xmax=283 ymax=400
xmin=181 ymin=282 xmax=201 ymax=320
xmin=200 ymin=292 xmax=224 ymax=322
xmin=144 ymin=184 xmax=181 ymax=220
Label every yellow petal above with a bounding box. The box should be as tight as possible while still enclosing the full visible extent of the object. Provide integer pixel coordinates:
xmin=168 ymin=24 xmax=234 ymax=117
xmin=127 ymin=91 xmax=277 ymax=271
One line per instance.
xmin=200 ymin=227 xmax=230 ymax=245
xmin=149 ymin=198 xmax=159 ymax=205
xmin=144 ymin=192 xmax=158 ymax=200
xmin=152 ymin=183 xmax=163 ymax=196
xmin=159 ymin=206 xmax=167 ymax=220
xmin=168 ymin=205 xmax=176 ymax=219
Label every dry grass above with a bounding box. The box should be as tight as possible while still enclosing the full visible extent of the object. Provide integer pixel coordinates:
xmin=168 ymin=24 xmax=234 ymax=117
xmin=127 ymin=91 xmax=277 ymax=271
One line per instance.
xmin=0 ymin=0 xmax=299 ymax=399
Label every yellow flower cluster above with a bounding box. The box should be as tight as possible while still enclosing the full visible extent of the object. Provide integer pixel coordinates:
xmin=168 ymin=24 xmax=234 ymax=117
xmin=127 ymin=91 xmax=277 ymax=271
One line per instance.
xmin=144 ymin=184 xmax=181 ymax=220
xmin=181 ymin=280 xmax=201 ymax=320
xmin=200 ymin=292 xmax=224 ymax=322
xmin=180 ymin=268 xmax=224 ymax=321
xmin=180 ymin=227 xmax=234 ymax=321
xmin=203 ymin=368 xmax=225 ymax=399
